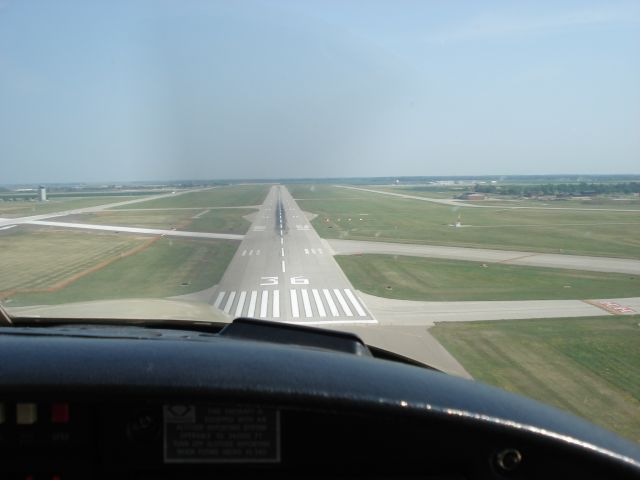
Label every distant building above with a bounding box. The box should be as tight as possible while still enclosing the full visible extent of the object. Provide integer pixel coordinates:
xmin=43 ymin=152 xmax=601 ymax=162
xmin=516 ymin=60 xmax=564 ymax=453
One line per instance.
xmin=458 ymin=192 xmax=486 ymax=201
xmin=38 ymin=186 xmax=47 ymax=201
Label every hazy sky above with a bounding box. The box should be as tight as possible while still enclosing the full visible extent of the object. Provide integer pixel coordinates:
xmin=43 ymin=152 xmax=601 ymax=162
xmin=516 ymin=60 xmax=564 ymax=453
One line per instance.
xmin=1 ymin=0 xmax=639 ymax=183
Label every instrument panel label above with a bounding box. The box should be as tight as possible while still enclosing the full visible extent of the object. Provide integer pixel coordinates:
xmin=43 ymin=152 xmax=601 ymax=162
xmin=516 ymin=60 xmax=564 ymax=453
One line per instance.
xmin=163 ymin=405 xmax=280 ymax=463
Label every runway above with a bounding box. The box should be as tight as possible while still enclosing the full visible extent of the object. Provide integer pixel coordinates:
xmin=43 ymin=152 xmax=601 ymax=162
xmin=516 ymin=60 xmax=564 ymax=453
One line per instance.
xmin=211 ymin=186 xmax=375 ymax=325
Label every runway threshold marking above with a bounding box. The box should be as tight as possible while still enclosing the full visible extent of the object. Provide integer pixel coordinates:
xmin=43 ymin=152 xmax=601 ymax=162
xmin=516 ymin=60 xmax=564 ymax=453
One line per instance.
xmin=290 ymin=289 xmax=300 ymax=318
xmin=260 ymin=291 xmax=269 ymax=318
xmin=247 ymin=291 xmax=258 ymax=317
xmin=323 ymin=289 xmax=339 ymax=316
xmin=223 ymin=291 xmax=236 ymax=314
xmin=273 ymin=290 xmax=280 ymax=318
xmin=301 ymin=289 xmax=313 ymax=318
xmin=234 ymin=291 xmax=247 ymax=317
xmin=312 ymin=289 xmax=326 ymax=317
xmin=333 ymin=289 xmax=353 ymax=317
xmin=214 ymin=291 xmax=225 ymax=308
xmin=344 ymin=289 xmax=367 ymax=316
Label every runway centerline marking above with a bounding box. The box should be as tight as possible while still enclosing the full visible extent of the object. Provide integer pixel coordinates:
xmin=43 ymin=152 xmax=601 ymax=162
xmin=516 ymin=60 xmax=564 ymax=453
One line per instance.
xmin=281 ymin=247 xmax=285 ymax=257
xmin=281 ymin=260 xmax=286 ymax=273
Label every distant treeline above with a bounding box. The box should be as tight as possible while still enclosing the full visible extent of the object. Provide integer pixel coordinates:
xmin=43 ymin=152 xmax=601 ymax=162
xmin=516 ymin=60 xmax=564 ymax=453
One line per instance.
xmin=474 ymin=182 xmax=640 ymax=196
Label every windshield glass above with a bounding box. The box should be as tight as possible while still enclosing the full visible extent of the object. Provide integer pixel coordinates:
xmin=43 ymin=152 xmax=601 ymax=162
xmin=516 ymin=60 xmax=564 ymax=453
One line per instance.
xmin=1 ymin=0 xmax=639 ymax=442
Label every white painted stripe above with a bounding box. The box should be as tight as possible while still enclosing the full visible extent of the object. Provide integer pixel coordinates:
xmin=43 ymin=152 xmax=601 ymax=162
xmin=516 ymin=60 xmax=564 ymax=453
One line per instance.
xmin=312 ymin=289 xmax=326 ymax=317
xmin=290 ymin=290 xmax=300 ymax=318
xmin=286 ymin=319 xmax=378 ymax=326
xmin=241 ymin=250 xmax=247 ymax=256
xmin=223 ymin=291 xmax=236 ymax=314
xmin=249 ymin=249 xmax=254 ymax=256
xmin=280 ymin=237 xmax=284 ymax=245
xmin=247 ymin=291 xmax=257 ymax=317
xmin=333 ymin=289 xmax=353 ymax=316
xmin=317 ymin=248 xmax=323 ymax=254
xmin=260 ymin=291 xmax=269 ymax=318
xmin=256 ymin=249 xmax=260 ymax=256
xmin=0 ymin=225 xmax=16 ymax=231
xmin=311 ymin=248 xmax=316 ymax=254
xmin=301 ymin=289 xmax=313 ymax=318
xmin=281 ymin=248 xmax=285 ymax=257
xmin=214 ymin=291 xmax=226 ymax=309
xmin=273 ymin=290 xmax=280 ymax=318
xmin=234 ymin=291 xmax=247 ymax=317
xmin=344 ymin=289 xmax=367 ymax=317
xmin=323 ymin=289 xmax=339 ymax=316
xmin=304 ymin=248 xmax=309 ymax=255
xmin=281 ymin=260 xmax=286 ymax=273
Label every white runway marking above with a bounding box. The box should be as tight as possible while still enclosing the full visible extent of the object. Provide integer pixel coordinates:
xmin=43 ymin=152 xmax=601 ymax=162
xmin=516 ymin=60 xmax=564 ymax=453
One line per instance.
xmin=281 ymin=248 xmax=285 ymax=257
xmin=344 ymin=289 xmax=367 ymax=317
xmin=253 ymin=226 xmax=265 ymax=231
xmin=281 ymin=260 xmax=286 ymax=273
xmin=287 ymin=319 xmax=378 ymax=326
xmin=290 ymin=290 xmax=300 ymax=318
xmin=323 ymin=289 xmax=339 ymax=316
xmin=311 ymin=289 xmax=326 ymax=317
xmin=318 ymin=248 xmax=323 ymax=254
xmin=247 ymin=291 xmax=257 ymax=317
xmin=0 ymin=225 xmax=16 ymax=231
xmin=235 ymin=291 xmax=247 ymax=317
xmin=273 ymin=290 xmax=280 ymax=318
xmin=260 ymin=291 xmax=269 ymax=318
xmin=256 ymin=249 xmax=260 ymax=256
xmin=241 ymin=250 xmax=247 ymax=256
xmin=311 ymin=248 xmax=316 ymax=254
xmin=304 ymin=248 xmax=309 ymax=255
xmin=280 ymin=238 xmax=284 ymax=245
xmin=223 ymin=291 xmax=236 ymax=314
xmin=214 ymin=291 xmax=225 ymax=309
xmin=249 ymin=249 xmax=254 ymax=256
xmin=333 ymin=289 xmax=353 ymax=316
xmin=301 ymin=289 xmax=313 ymax=318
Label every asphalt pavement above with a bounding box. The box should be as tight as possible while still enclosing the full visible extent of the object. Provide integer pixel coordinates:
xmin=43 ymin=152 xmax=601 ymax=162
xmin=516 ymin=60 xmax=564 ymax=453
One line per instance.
xmin=211 ymin=186 xmax=376 ymax=326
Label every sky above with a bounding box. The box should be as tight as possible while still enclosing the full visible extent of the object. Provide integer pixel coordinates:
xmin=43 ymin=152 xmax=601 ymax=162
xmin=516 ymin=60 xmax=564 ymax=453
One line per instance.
xmin=1 ymin=0 xmax=639 ymax=183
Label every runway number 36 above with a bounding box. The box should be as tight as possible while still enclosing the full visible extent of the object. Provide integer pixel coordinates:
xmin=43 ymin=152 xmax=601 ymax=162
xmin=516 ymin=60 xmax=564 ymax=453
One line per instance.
xmin=290 ymin=276 xmax=309 ymax=285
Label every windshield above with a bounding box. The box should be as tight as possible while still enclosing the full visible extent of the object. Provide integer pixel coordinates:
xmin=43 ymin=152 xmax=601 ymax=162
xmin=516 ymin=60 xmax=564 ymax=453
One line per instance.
xmin=1 ymin=0 xmax=639 ymax=442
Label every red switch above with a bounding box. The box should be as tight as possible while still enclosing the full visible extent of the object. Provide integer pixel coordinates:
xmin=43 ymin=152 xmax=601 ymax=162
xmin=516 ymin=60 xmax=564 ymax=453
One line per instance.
xmin=51 ymin=403 xmax=70 ymax=424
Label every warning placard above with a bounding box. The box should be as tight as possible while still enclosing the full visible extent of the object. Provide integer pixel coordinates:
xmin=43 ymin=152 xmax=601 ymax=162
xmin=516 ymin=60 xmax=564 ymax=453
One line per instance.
xmin=163 ymin=405 xmax=280 ymax=463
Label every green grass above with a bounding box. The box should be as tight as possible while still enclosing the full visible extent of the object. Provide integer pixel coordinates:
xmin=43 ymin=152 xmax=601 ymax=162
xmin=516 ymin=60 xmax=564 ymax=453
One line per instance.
xmin=430 ymin=316 xmax=640 ymax=442
xmin=291 ymin=185 xmax=640 ymax=259
xmin=5 ymin=237 xmax=237 ymax=306
xmin=335 ymin=254 xmax=640 ymax=301
xmin=0 ymin=230 xmax=144 ymax=293
xmin=118 ymin=185 xmax=270 ymax=209
xmin=0 ymin=196 xmax=138 ymax=217
xmin=74 ymin=208 xmax=254 ymax=234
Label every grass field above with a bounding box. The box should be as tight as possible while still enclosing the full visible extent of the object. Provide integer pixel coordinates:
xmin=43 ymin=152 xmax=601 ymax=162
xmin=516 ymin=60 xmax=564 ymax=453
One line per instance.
xmin=4 ymin=236 xmax=237 ymax=306
xmin=335 ymin=254 xmax=640 ymax=301
xmin=430 ymin=316 xmax=640 ymax=442
xmin=0 ymin=196 xmax=138 ymax=217
xmin=0 ymin=230 xmax=145 ymax=295
xmin=376 ymin=187 xmax=640 ymax=210
xmin=290 ymin=185 xmax=640 ymax=259
xmin=118 ymin=185 xmax=270 ymax=209
xmin=74 ymin=208 xmax=254 ymax=234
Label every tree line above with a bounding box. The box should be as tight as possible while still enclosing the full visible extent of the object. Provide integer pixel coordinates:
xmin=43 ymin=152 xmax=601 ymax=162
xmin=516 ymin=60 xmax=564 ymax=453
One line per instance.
xmin=473 ymin=182 xmax=640 ymax=196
